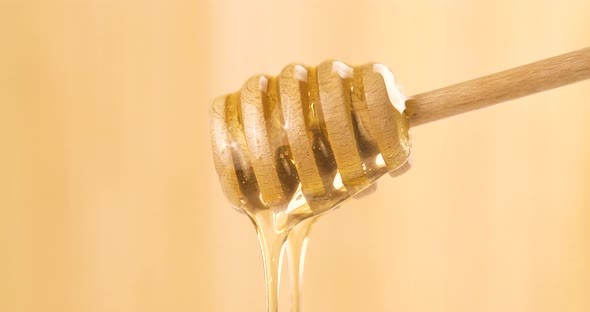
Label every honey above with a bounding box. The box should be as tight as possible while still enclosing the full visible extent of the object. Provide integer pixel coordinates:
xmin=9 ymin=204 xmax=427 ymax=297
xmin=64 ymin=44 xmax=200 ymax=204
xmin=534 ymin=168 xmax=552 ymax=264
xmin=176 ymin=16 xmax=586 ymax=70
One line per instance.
xmin=210 ymin=61 xmax=412 ymax=311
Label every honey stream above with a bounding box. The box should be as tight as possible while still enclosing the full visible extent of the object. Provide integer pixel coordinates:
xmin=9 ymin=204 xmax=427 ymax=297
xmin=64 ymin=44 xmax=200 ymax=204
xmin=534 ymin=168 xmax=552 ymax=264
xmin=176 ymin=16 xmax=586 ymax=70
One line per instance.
xmin=286 ymin=218 xmax=316 ymax=312
xmin=246 ymin=212 xmax=316 ymax=312
xmin=246 ymin=210 xmax=288 ymax=312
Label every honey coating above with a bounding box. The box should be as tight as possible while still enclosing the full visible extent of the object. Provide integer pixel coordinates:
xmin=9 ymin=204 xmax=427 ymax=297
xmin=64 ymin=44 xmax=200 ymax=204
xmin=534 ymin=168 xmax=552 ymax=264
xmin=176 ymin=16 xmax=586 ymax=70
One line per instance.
xmin=211 ymin=60 xmax=412 ymax=222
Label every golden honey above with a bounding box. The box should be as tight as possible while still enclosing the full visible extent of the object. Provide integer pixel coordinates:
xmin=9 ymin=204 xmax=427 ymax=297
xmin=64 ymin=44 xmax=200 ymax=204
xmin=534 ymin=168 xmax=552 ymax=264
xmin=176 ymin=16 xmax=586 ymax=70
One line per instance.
xmin=210 ymin=61 xmax=412 ymax=311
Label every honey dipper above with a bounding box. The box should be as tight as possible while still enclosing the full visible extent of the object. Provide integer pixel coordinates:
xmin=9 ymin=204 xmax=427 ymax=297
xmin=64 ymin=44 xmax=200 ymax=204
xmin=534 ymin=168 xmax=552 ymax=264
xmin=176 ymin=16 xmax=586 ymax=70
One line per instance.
xmin=211 ymin=47 xmax=590 ymax=226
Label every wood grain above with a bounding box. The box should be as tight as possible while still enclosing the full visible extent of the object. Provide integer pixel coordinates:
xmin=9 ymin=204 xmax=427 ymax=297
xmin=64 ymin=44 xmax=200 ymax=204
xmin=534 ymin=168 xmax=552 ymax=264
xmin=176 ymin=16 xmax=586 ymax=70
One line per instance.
xmin=406 ymin=47 xmax=590 ymax=126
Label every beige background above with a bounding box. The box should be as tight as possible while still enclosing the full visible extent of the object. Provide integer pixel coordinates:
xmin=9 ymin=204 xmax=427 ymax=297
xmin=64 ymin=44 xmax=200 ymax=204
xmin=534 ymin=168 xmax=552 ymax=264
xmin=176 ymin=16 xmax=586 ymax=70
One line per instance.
xmin=1 ymin=1 xmax=589 ymax=311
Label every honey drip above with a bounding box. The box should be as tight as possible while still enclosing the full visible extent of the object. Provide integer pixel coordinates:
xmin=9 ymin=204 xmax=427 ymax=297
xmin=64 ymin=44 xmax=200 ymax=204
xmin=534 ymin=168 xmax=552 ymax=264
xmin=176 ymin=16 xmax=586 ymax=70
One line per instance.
xmin=246 ymin=210 xmax=288 ymax=312
xmin=210 ymin=61 xmax=412 ymax=311
xmin=286 ymin=218 xmax=316 ymax=312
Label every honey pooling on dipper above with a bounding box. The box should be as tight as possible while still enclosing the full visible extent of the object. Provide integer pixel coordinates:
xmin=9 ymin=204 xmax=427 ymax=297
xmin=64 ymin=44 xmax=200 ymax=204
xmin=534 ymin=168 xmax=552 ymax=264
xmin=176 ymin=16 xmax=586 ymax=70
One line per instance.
xmin=210 ymin=60 xmax=412 ymax=312
xmin=211 ymin=61 xmax=412 ymax=220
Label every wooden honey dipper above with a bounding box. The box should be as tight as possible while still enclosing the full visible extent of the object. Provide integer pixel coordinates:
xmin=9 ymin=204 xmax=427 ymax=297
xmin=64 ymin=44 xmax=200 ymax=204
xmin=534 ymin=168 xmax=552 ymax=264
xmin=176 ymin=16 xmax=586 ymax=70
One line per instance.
xmin=211 ymin=47 xmax=590 ymax=224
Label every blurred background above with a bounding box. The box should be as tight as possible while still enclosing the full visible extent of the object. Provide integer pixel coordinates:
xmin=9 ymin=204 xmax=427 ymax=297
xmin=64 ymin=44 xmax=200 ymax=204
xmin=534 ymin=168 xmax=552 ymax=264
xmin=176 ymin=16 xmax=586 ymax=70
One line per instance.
xmin=1 ymin=1 xmax=589 ymax=311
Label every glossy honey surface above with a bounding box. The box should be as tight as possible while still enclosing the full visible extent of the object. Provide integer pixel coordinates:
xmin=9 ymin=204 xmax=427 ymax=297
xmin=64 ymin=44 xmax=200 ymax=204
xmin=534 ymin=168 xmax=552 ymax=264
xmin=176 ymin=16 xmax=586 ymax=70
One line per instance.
xmin=211 ymin=61 xmax=411 ymax=224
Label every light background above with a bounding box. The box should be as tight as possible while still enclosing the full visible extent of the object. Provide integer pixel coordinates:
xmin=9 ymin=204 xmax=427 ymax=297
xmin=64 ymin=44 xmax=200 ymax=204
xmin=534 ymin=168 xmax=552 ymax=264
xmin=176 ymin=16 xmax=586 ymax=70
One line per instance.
xmin=1 ymin=1 xmax=589 ymax=311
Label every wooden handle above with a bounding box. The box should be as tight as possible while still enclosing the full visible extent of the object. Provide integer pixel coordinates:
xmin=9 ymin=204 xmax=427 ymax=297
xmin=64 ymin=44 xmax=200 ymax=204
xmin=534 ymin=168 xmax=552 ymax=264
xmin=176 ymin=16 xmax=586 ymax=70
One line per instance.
xmin=406 ymin=47 xmax=590 ymax=126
